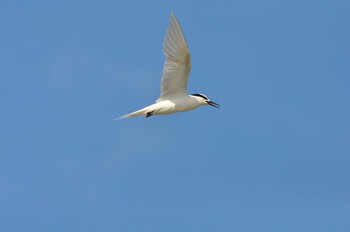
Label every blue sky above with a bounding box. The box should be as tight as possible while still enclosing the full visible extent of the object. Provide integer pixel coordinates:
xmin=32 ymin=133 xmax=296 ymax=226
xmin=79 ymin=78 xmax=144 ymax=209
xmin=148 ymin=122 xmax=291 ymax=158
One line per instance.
xmin=1 ymin=0 xmax=349 ymax=231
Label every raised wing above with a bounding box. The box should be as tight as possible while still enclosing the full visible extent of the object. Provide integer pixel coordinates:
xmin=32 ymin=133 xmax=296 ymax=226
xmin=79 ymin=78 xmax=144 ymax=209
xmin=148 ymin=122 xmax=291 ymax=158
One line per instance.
xmin=156 ymin=12 xmax=191 ymax=102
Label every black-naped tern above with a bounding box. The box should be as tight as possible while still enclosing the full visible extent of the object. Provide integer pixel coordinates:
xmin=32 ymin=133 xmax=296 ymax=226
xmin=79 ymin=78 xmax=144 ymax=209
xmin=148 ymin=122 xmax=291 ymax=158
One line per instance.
xmin=116 ymin=12 xmax=220 ymax=120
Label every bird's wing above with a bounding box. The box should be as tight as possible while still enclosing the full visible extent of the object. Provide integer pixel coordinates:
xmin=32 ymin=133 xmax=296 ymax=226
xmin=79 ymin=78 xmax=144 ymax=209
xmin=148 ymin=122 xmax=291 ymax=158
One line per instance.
xmin=156 ymin=12 xmax=191 ymax=102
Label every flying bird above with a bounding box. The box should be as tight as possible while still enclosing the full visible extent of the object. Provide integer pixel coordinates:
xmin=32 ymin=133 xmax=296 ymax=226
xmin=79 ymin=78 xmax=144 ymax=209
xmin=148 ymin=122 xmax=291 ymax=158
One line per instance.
xmin=116 ymin=12 xmax=220 ymax=120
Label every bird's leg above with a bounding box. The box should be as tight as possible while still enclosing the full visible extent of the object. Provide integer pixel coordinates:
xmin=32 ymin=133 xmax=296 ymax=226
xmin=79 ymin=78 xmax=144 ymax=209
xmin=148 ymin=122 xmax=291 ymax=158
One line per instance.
xmin=146 ymin=111 xmax=154 ymax=118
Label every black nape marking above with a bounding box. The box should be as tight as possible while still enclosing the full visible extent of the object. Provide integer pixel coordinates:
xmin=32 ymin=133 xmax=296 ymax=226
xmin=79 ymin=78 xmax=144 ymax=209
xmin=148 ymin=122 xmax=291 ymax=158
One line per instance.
xmin=191 ymin=93 xmax=209 ymax=100
xmin=146 ymin=111 xmax=154 ymax=118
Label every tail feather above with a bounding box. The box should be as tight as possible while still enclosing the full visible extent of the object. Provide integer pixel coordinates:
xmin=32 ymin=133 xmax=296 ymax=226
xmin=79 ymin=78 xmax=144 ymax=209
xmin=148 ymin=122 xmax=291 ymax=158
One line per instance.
xmin=113 ymin=107 xmax=147 ymax=121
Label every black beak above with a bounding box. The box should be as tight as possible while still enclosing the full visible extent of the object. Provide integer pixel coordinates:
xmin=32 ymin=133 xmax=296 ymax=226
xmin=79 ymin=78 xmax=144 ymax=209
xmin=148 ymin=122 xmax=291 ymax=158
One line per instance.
xmin=207 ymin=101 xmax=220 ymax=109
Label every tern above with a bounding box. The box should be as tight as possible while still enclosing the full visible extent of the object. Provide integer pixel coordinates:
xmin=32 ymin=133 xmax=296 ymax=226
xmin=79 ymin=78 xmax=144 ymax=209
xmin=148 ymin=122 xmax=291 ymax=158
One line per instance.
xmin=116 ymin=12 xmax=220 ymax=120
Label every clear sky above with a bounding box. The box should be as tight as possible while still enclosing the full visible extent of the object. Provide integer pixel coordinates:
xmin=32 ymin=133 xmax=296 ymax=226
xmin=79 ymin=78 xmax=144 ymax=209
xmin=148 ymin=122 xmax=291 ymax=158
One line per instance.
xmin=1 ymin=1 xmax=349 ymax=231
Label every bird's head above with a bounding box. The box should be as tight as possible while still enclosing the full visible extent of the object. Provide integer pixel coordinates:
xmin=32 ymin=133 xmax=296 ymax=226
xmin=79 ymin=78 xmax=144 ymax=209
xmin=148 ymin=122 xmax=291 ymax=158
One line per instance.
xmin=190 ymin=93 xmax=220 ymax=109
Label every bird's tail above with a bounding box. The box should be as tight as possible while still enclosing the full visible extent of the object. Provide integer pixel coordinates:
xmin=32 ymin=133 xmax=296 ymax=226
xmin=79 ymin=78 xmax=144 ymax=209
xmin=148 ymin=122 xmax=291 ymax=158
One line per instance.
xmin=113 ymin=107 xmax=148 ymax=121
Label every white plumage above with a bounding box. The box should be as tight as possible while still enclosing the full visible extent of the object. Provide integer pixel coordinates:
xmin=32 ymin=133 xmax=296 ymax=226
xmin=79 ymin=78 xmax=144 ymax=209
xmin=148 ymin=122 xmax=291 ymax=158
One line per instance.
xmin=157 ymin=12 xmax=191 ymax=102
xmin=116 ymin=12 xmax=219 ymax=120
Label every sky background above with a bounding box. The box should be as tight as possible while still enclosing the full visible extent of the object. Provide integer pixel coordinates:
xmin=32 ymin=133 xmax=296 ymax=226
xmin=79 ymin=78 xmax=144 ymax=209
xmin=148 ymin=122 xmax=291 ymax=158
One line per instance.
xmin=1 ymin=0 xmax=349 ymax=231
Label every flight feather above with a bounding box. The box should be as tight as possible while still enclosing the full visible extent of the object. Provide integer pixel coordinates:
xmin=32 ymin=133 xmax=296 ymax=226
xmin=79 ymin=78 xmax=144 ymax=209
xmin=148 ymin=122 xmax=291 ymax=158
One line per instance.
xmin=157 ymin=12 xmax=191 ymax=102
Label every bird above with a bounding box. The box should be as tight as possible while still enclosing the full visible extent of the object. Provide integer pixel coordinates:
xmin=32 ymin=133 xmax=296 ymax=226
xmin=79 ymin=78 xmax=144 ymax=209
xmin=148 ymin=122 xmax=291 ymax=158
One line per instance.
xmin=115 ymin=12 xmax=220 ymax=120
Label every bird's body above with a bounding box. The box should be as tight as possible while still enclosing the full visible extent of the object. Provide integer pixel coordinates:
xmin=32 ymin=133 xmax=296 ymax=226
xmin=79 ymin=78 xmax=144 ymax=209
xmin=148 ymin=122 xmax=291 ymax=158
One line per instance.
xmin=119 ymin=95 xmax=205 ymax=119
xmin=116 ymin=12 xmax=219 ymax=120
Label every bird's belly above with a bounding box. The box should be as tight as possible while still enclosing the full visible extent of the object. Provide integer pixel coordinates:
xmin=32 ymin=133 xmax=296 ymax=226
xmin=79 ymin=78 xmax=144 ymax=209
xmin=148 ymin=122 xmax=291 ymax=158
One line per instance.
xmin=156 ymin=102 xmax=177 ymax=114
xmin=154 ymin=99 xmax=197 ymax=115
